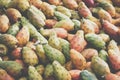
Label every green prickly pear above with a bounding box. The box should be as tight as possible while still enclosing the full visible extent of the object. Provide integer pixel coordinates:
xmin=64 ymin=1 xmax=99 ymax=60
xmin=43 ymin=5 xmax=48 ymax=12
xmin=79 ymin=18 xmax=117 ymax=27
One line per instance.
xmin=56 ymin=6 xmax=71 ymax=17
xmin=44 ymin=64 xmax=54 ymax=79
xmin=48 ymin=30 xmax=62 ymax=51
xmin=36 ymin=44 xmax=48 ymax=64
xmin=85 ymin=33 xmax=106 ymax=49
xmin=72 ymin=19 xmax=81 ymax=31
xmin=58 ymin=38 xmax=70 ymax=61
xmin=28 ymin=66 xmax=43 ymax=80
xmin=20 ymin=17 xmax=48 ymax=44
xmin=91 ymin=56 xmax=110 ymax=76
xmin=99 ymin=50 xmax=108 ymax=62
xmin=0 ymin=61 xmax=23 ymax=77
xmin=0 ymin=34 xmax=18 ymax=48
xmin=18 ymin=77 xmax=28 ymax=80
xmin=52 ymin=60 xmax=71 ymax=80
xmin=27 ymin=5 xmax=45 ymax=28
xmin=7 ymin=22 xmax=20 ymax=36
xmin=80 ymin=70 xmax=98 ymax=80
xmin=43 ymin=44 xmax=65 ymax=65
xmin=22 ymin=47 xmax=39 ymax=66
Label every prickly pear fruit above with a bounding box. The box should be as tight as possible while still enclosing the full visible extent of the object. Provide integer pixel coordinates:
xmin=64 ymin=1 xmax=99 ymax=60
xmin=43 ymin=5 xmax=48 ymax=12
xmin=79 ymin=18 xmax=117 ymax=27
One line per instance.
xmin=0 ymin=68 xmax=15 ymax=80
xmin=98 ymin=33 xmax=110 ymax=42
xmin=98 ymin=50 xmax=108 ymax=62
xmin=44 ymin=64 xmax=54 ymax=79
xmin=36 ymin=44 xmax=48 ymax=64
xmin=22 ymin=47 xmax=39 ymax=66
xmin=11 ymin=47 xmax=22 ymax=59
xmin=69 ymin=70 xmax=81 ymax=80
xmin=48 ymin=0 xmax=62 ymax=6
xmin=43 ymin=44 xmax=65 ymax=65
xmin=48 ymin=31 xmax=61 ymax=51
xmin=18 ymin=77 xmax=28 ymax=80
xmin=108 ymin=49 xmax=120 ymax=71
xmin=6 ymin=8 xmax=22 ymax=22
xmin=105 ymin=73 xmax=120 ymax=80
xmin=0 ymin=15 xmax=10 ymax=33
xmin=78 ymin=2 xmax=92 ymax=18
xmin=0 ymin=61 xmax=23 ymax=77
xmin=45 ymin=19 xmax=57 ymax=28
xmin=56 ymin=6 xmax=71 ymax=17
xmin=0 ymin=34 xmax=18 ymax=48
xmin=20 ymin=17 xmax=48 ymax=44
xmin=63 ymin=0 xmax=78 ymax=10
xmin=80 ymin=70 xmax=98 ymax=80
xmin=58 ymin=38 xmax=70 ymax=61
xmin=27 ymin=5 xmax=45 ymax=28
xmin=7 ymin=22 xmax=20 ymax=36
xmin=91 ymin=56 xmax=110 ymax=76
xmin=40 ymin=2 xmax=54 ymax=18
xmin=0 ymin=44 xmax=8 ymax=56
xmin=85 ymin=33 xmax=106 ymax=49
xmin=28 ymin=0 xmax=42 ymax=9
xmin=54 ymin=11 xmax=70 ymax=21
xmin=52 ymin=60 xmax=71 ymax=80
xmin=70 ymin=30 xmax=87 ymax=52
xmin=28 ymin=66 xmax=43 ymax=80
xmin=70 ymin=49 xmax=86 ymax=70
xmin=35 ymin=65 xmax=45 ymax=75
xmin=16 ymin=26 xmax=30 ymax=47
xmin=72 ymin=19 xmax=81 ymax=31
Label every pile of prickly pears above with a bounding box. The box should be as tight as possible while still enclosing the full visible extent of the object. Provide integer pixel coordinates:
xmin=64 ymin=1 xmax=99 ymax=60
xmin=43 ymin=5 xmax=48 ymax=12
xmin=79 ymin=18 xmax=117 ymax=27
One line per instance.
xmin=0 ymin=0 xmax=120 ymax=80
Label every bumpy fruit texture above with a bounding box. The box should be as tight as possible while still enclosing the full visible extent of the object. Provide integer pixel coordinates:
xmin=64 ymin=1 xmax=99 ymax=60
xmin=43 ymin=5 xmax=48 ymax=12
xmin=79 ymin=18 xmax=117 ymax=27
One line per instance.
xmin=20 ymin=17 xmax=48 ymax=44
xmin=28 ymin=66 xmax=43 ymax=80
xmin=70 ymin=30 xmax=87 ymax=52
xmin=43 ymin=44 xmax=65 ymax=65
xmin=52 ymin=60 xmax=71 ymax=80
xmin=91 ymin=56 xmax=110 ymax=76
xmin=44 ymin=64 xmax=54 ymax=79
xmin=78 ymin=2 xmax=92 ymax=18
xmin=48 ymin=31 xmax=62 ymax=51
xmin=0 ymin=61 xmax=23 ymax=77
xmin=35 ymin=65 xmax=44 ymax=75
xmin=54 ymin=11 xmax=70 ymax=21
xmin=27 ymin=5 xmax=45 ymax=28
xmin=0 ymin=34 xmax=18 ymax=48
xmin=70 ymin=49 xmax=86 ymax=70
xmin=80 ymin=70 xmax=98 ymax=80
xmin=69 ymin=70 xmax=81 ymax=80
xmin=85 ymin=33 xmax=106 ymax=49
xmin=58 ymin=38 xmax=70 ymax=61
xmin=98 ymin=50 xmax=108 ymax=62
xmin=22 ymin=47 xmax=39 ymax=66
xmin=7 ymin=22 xmax=20 ymax=36
xmin=56 ymin=6 xmax=71 ymax=17
xmin=36 ymin=44 xmax=48 ymax=64
xmin=16 ymin=26 xmax=30 ymax=47
xmin=72 ymin=19 xmax=81 ymax=31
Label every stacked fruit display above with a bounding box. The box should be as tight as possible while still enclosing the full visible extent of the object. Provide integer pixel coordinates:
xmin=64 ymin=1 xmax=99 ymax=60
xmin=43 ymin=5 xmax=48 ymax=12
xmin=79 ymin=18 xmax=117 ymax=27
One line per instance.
xmin=0 ymin=0 xmax=120 ymax=80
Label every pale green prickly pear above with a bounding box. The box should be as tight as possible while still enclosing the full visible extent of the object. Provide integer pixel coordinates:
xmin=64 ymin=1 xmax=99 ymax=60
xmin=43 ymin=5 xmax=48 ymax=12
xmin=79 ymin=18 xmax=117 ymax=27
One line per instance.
xmin=58 ymin=38 xmax=70 ymax=61
xmin=56 ymin=6 xmax=71 ymax=17
xmin=28 ymin=66 xmax=43 ymax=80
xmin=35 ymin=65 xmax=45 ymax=75
xmin=27 ymin=5 xmax=45 ymax=28
xmin=48 ymin=30 xmax=62 ymax=51
xmin=54 ymin=11 xmax=70 ymax=21
xmin=43 ymin=44 xmax=65 ymax=65
xmin=22 ymin=47 xmax=39 ymax=66
xmin=91 ymin=56 xmax=110 ymax=76
xmin=85 ymin=33 xmax=106 ymax=49
xmin=107 ymin=40 xmax=120 ymax=55
xmin=44 ymin=64 xmax=54 ymax=79
xmin=20 ymin=17 xmax=48 ymax=44
xmin=99 ymin=50 xmax=108 ymax=62
xmin=7 ymin=22 xmax=20 ymax=36
xmin=52 ymin=60 xmax=71 ymax=80
xmin=72 ymin=19 xmax=81 ymax=31
xmin=0 ymin=34 xmax=18 ymax=48
xmin=36 ymin=44 xmax=48 ymax=64
xmin=0 ymin=61 xmax=23 ymax=78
